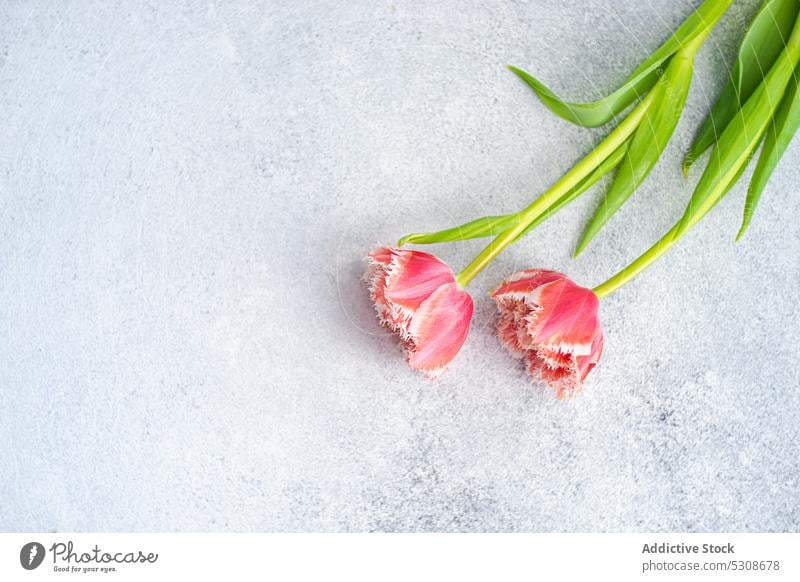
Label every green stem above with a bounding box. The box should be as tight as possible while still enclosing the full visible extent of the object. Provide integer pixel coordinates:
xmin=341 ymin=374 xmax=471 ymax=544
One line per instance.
xmin=594 ymin=10 xmax=800 ymax=298
xmin=455 ymin=89 xmax=658 ymax=288
xmin=593 ymin=148 xmax=742 ymax=299
xmin=592 ymin=224 xmax=680 ymax=299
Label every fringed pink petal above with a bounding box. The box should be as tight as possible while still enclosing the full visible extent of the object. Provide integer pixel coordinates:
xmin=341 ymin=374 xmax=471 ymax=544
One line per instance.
xmin=575 ymin=331 xmax=603 ymax=383
xmin=497 ymin=310 xmax=526 ymax=356
xmin=366 ymin=247 xmax=395 ymax=324
xmin=366 ymin=246 xmax=452 ymax=330
xmin=537 ymin=347 xmax=573 ymax=369
xmin=366 ymin=246 xmax=472 ymax=377
xmin=491 ymin=269 xmax=564 ymax=299
xmin=380 ymin=248 xmax=455 ymax=311
xmin=406 ymin=282 xmax=473 ymax=376
xmin=492 ymin=269 xmax=604 ymax=395
xmin=531 ymin=277 xmax=601 ymax=355
xmin=523 ymin=350 xmax=578 ymax=398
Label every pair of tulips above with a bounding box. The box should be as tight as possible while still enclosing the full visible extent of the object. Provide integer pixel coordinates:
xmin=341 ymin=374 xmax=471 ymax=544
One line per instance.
xmin=366 ymin=246 xmax=602 ymax=397
xmin=365 ymin=0 xmax=800 ymax=394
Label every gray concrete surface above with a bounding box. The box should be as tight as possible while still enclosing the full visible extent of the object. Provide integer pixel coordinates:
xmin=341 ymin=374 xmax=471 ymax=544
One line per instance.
xmin=2 ymin=0 xmax=798 ymax=532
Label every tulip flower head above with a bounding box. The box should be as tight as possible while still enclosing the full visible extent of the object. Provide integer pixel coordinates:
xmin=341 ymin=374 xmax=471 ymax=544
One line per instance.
xmin=492 ymin=270 xmax=603 ymax=397
xmin=366 ymin=246 xmax=473 ymax=377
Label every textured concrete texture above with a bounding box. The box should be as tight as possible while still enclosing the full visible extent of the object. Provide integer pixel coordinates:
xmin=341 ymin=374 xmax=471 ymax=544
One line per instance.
xmin=2 ymin=0 xmax=799 ymax=532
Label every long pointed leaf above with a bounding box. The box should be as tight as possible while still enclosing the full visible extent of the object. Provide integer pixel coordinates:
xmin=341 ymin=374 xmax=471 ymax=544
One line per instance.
xmin=397 ymin=214 xmax=516 ymax=246
xmin=514 ymin=139 xmax=629 ymax=241
xmin=684 ymin=0 xmax=799 ymax=173
xmin=574 ymin=44 xmax=695 ymax=256
xmin=738 ymin=63 xmax=800 ymax=239
xmin=508 ymin=0 xmax=733 ymax=127
xmin=396 ymin=142 xmax=629 ymax=247
xmin=676 ymin=15 xmax=800 ymax=239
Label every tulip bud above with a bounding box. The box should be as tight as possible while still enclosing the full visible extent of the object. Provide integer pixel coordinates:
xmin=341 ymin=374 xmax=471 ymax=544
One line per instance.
xmin=492 ymin=270 xmax=603 ymax=396
xmin=366 ymin=247 xmax=473 ymax=377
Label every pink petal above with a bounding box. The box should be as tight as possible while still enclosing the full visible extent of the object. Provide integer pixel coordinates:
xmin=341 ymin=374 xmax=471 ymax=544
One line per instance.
xmin=531 ymin=277 xmax=601 ymax=355
xmin=492 ymin=269 xmax=604 ymax=395
xmin=405 ymin=282 xmax=473 ymax=375
xmin=382 ymin=248 xmax=455 ymax=311
xmin=576 ymin=331 xmax=604 ymax=382
xmin=366 ymin=247 xmax=394 ymax=321
xmin=491 ymin=269 xmax=565 ymax=299
xmin=497 ymin=309 xmax=526 ymax=356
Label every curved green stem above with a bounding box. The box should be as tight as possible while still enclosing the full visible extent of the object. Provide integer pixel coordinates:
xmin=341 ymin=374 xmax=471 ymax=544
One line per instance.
xmin=595 ymin=9 xmax=800 ymax=298
xmin=592 ymin=224 xmax=680 ymax=298
xmin=454 ymin=89 xmax=657 ymax=288
xmin=592 ymin=167 xmax=738 ymax=297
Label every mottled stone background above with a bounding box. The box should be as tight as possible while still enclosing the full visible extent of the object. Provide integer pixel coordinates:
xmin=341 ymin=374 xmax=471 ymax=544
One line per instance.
xmin=2 ymin=0 xmax=798 ymax=532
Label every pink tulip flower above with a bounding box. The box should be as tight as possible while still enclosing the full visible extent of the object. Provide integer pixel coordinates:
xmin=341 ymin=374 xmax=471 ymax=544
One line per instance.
xmin=366 ymin=246 xmax=473 ymax=377
xmin=491 ymin=269 xmax=603 ymax=396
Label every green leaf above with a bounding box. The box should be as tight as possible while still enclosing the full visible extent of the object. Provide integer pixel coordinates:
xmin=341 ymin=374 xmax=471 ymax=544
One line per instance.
xmin=514 ymin=139 xmax=629 ymax=241
xmin=684 ymin=0 xmax=799 ymax=173
xmin=397 ymin=214 xmax=517 ymax=246
xmin=508 ymin=0 xmax=734 ymax=127
xmin=738 ymin=63 xmax=800 ymax=239
xmin=574 ymin=43 xmax=695 ymax=256
xmin=396 ymin=141 xmax=629 ymax=247
xmin=676 ymin=17 xmax=800 ymax=239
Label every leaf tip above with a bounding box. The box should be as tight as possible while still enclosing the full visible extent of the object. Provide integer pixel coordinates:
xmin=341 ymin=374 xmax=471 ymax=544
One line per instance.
xmin=735 ymin=217 xmax=751 ymax=243
xmin=506 ymin=64 xmax=524 ymax=78
xmin=572 ymin=238 xmax=588 ymax=258
xmin=681 ymin=156 xmax=693 ymax=177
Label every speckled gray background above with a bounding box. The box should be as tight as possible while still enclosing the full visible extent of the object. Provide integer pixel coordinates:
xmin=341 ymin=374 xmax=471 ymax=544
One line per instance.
xmin=2 ymin=0 xmax=798 ymax=532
